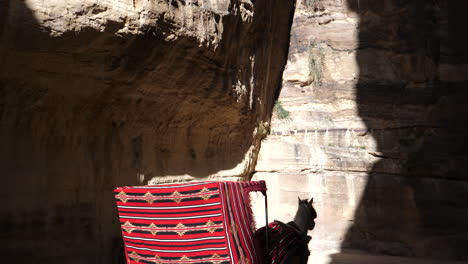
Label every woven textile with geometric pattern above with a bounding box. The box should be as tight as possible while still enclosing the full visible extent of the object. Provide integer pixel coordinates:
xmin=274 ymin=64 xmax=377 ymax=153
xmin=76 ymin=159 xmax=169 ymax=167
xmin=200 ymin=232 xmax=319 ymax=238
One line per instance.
xmin=114 ymin=181 xmax=266 ymax=264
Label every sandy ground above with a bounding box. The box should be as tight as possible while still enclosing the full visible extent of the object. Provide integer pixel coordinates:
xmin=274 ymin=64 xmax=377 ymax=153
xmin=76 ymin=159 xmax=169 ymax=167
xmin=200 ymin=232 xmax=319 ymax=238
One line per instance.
xmin=309 ymin=248 xmax=468 ymax=264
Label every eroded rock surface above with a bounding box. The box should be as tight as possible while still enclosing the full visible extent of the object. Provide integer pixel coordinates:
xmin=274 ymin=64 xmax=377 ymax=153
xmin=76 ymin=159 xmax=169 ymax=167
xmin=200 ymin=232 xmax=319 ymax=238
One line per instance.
xmin=0 ymin=0 xmax=295 ymax=262
xmin=253 ymin=0 xmax=468 ymax=262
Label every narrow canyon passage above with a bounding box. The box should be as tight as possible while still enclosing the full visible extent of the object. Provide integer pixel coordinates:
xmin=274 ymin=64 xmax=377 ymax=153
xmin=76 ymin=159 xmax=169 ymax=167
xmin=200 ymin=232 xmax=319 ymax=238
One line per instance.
xmin=1 ymin=0 xmax=468 ymax=263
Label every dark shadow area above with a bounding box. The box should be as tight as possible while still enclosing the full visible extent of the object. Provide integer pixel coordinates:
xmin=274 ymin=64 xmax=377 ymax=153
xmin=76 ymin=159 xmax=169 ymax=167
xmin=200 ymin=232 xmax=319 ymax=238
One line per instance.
xmin=331 ymin=0 xmax=468 ymax=261
xmin=0 ymin=0 xmax=295 ymax=263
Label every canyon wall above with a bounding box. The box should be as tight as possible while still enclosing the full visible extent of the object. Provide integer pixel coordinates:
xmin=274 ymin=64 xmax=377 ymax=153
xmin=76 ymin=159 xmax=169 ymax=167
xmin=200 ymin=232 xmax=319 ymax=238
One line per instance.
xmin=253 ymin=0 xmax=468 ymax=261
xmin=0 ymin=0 xmax=295 ymax=262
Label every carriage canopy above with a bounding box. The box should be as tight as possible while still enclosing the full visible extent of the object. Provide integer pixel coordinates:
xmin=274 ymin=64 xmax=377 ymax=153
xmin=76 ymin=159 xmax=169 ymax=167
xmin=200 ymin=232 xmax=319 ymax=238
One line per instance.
xmin=114 ymin=181 xmax=267 ymax=264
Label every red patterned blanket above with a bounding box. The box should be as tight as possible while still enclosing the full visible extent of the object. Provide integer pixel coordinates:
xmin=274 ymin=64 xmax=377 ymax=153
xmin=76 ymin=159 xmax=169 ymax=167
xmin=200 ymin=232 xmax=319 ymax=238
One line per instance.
xmin=114 ymin=181 xmax=266 ymax=264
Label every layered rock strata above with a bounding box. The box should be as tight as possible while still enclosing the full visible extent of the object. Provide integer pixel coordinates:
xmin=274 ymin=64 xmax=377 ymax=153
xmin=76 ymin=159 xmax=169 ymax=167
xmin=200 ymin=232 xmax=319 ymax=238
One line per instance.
xmin=253 ymin=0 xmax=468 ymax=261
xmin=0 ymin=0 xmax=295 ymax=262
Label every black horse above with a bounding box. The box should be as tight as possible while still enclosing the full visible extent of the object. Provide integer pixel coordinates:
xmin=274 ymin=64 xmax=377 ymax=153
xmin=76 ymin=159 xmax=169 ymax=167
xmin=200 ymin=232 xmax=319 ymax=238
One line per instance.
xmin=255 ymin=197 xmax=317 ymax=264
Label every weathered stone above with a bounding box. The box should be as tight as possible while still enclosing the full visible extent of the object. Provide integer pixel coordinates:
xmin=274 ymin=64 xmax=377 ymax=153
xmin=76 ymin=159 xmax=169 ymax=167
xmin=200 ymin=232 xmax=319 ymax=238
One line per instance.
xmin=0 ymin=0 xmax=296 ymax=262
xmin=254 ymin=0 xmax=468 ymax=262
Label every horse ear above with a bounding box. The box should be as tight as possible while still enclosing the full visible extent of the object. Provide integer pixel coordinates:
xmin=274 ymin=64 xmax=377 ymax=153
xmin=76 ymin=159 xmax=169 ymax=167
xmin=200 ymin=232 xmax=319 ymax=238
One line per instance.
xmin=298 ymin=197 xmax=301 ymax=204
xmin=309 ymin=198 xmax=314 ymax=205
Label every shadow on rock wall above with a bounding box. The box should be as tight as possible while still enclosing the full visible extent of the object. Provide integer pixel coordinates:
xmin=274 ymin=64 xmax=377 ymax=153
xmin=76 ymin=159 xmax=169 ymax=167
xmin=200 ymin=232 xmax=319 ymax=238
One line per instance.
xmin=331 ymin=0 xmax=468 ymax=261
xmin=0 ymin=0 xmax=294 ymax=263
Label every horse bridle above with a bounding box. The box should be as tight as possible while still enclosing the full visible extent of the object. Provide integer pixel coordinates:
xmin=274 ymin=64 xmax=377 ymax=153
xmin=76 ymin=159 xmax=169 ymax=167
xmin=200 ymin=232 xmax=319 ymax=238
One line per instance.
xmin=303 ymin=201 xmax=316 ymax=230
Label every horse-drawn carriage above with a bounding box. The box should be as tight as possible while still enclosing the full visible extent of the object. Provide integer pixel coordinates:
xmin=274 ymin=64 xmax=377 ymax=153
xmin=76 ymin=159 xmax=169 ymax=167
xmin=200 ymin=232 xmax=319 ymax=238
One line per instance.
xmin=114 ymin=181 xmax=316 ymax=264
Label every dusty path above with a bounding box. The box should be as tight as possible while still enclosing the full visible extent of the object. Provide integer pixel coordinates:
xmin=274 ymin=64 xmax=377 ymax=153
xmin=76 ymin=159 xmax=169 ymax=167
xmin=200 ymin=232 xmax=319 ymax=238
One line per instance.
xmin=309 ymin=249 xmax=468 ymax=264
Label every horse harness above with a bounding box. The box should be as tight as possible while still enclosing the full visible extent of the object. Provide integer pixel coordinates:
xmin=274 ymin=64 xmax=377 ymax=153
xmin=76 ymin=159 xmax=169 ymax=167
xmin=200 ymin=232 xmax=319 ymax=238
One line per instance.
xmin=257 ymin=221 xmax=311 ymax=264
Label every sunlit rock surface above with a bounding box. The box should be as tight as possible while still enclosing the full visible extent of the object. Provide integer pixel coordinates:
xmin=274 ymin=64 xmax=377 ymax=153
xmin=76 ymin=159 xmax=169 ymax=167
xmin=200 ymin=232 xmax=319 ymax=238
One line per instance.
xmin=253 ymin=0 xmax=468 ymax=262
xmin=0 ymin=0 xmax=295 ymax=262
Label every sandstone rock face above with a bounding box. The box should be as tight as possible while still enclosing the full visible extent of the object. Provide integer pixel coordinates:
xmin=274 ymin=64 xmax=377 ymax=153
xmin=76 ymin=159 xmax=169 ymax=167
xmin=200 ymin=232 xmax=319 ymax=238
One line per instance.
xmin=0 ymin=0 xmax=295 ymax=262
xmin=253 ymin=0 xmax=468 ymax=261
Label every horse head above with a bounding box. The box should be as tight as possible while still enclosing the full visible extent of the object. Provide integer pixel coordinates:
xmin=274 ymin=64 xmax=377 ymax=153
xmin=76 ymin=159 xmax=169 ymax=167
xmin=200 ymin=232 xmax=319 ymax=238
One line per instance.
xmin=296 ymin=197 xmax=317 ymax=232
